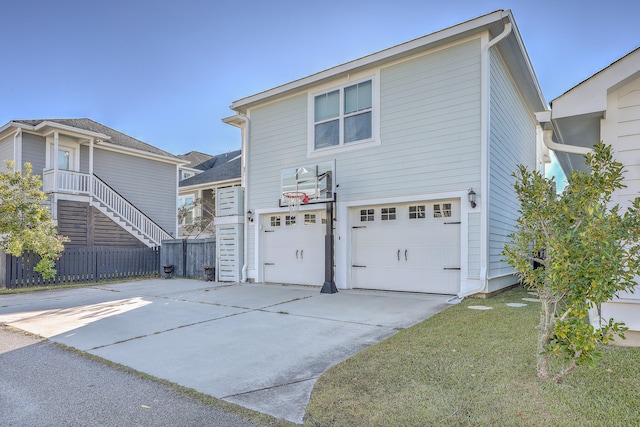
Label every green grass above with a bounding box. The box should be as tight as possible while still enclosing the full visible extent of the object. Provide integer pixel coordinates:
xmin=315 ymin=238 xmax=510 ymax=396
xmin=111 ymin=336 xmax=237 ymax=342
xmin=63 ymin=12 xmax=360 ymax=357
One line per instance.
xmin=305 ymin=286 xmax=640 ymax=426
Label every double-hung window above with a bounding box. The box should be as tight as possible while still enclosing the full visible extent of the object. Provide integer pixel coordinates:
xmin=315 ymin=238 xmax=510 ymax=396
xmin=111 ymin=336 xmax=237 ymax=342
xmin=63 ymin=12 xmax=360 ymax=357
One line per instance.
xmin=311 ymin=77 xmax=377 ymax=153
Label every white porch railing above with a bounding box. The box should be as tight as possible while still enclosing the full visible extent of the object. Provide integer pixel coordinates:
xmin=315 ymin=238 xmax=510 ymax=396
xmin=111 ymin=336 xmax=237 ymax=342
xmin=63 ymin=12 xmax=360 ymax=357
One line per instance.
xmin=43 ymin=169 xmax=91 ymax=195
xmin=43 ymin=169 xmax=171 ymax=246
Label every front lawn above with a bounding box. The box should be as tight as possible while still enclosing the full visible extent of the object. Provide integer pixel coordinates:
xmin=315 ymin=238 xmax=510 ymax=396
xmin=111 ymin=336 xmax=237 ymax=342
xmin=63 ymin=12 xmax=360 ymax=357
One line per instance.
xmin=305 ymin=286 xmax=640 ymax=426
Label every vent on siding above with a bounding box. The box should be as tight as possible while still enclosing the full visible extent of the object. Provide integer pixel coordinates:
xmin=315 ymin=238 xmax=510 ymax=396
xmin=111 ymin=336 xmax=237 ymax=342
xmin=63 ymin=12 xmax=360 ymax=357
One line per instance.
xmin=216 ymin=223 xmax=243 ymax=282
xmin=216 ymin=187 xmax=244 ymax=217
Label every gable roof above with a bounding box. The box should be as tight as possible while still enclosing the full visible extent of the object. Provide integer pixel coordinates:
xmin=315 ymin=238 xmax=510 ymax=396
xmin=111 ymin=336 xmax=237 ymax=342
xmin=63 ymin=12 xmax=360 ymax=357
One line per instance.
xmin=179 ymin=149 xmax=241 ymax=187
xmin=551 ymin=46 xmax=640 ymax=119
xmin=178 ymin=151 xmax=216 ymax=170
xmin=227 ymin=9 xmax=545 ymax=114
xmin=5 ymin=118 xmax=182 ymax=161
xmin=548 ymin=46 xmax=640 ymax=174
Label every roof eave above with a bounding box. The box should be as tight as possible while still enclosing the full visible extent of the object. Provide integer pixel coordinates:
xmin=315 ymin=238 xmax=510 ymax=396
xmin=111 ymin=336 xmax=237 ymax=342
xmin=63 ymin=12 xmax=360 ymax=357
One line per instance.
xmin=229 ymin=10 xmax=514 ymax=111
xmin=97 ymin=140 xmax=188 ymax=165
xmin=179 ymin=177 xmax=241 ymax=191
xmin=33 ymin=120 xmax=111 ymax=140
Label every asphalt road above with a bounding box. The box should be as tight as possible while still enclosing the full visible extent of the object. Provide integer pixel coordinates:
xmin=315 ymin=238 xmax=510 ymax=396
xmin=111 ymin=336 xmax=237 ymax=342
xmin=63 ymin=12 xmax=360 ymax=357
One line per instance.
xmin=0 ymin=326 xmax=259 ymax=427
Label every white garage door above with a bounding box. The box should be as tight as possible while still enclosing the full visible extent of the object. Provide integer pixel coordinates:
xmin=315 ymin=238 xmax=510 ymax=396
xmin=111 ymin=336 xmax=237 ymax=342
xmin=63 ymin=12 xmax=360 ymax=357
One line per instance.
xmin=351 ymin=200 xmax=460 ymax=294
xmin=262 ymin=210 xmax=325 ymax=286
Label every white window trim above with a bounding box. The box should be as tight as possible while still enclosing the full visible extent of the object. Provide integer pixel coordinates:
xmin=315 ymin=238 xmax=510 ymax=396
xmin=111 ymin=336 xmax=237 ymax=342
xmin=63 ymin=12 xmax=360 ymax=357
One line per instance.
xmin=178 ymin=194 xmax=196 ymax=225
xmin=45 ymin=136 xmax=80 ymax=171
xmin=307 ymin=73 xmax=380 ymax=158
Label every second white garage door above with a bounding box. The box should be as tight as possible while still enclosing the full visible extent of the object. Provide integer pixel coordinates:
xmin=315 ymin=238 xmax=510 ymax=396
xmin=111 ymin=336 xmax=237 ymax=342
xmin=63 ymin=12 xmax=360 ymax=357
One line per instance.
xmin=350 ymin=199 xmax=460 ymax=294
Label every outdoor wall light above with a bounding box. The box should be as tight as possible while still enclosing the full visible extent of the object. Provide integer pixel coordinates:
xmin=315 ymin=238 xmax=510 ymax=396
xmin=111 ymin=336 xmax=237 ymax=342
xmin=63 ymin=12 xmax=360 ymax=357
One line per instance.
xmin=247 ymin=209 xmax=254 ymax=222
xmin=468 ymin=188 xmax=477 ymax=209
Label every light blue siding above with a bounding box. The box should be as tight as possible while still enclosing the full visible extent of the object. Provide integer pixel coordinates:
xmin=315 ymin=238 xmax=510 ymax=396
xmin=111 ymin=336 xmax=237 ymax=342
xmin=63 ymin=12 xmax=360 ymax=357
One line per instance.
xmin=0 ymin=134 xmax=13 ymax=171
xmin=468 ymin=211 xmax=481 ymax=277
xmin=80 ymin=145 xmax=90 ymax=173
xmin=93 ymin=149 xmax=177 ymax=235
xmin=248 ymin=93 xmax=308 ymax=209
xmin=246 ymin=40 xmax=484 ymax=274
xmin=339 ymin=39 xmax=482 ymax=201
xmin=248 ymin=39 xmax=482 ymax=209
xmin=21 ymin=133 xmax=46 ymax=178
xmin=487 ymin=49 xmax=537 ymax=284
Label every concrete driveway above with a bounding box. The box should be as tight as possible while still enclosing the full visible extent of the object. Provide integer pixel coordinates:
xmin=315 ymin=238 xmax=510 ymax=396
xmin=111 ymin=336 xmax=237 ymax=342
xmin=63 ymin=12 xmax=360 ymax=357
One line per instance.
xmin=0 ymin=279 xmax=451 ymax=424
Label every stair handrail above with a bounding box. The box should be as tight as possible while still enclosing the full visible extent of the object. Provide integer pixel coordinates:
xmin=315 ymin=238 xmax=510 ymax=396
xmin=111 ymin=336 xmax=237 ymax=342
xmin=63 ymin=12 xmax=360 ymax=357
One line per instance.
xmin=91 ymin=174 xmax=172 ymax=246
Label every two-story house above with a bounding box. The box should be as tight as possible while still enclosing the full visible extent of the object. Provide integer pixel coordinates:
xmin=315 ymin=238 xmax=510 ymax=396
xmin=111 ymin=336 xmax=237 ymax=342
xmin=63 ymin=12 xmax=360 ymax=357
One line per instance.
xmin=224 ymin=10 xmax=547 ymax=296
xmin=0 ymin=118 xmax=184 ymax=248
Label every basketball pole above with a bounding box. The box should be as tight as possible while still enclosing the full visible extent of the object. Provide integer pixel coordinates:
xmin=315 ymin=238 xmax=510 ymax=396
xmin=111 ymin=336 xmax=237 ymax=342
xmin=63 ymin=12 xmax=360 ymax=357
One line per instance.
xmin=321 ymin=171 xmax=338 ymax=294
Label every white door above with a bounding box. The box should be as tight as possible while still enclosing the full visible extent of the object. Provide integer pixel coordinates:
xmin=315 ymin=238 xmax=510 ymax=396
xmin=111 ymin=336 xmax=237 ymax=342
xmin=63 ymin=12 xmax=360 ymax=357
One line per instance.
xmin=262 ymin=211 xmax=325 ymax=286
xmin=351 ymin=200 xmax=461 ymax=294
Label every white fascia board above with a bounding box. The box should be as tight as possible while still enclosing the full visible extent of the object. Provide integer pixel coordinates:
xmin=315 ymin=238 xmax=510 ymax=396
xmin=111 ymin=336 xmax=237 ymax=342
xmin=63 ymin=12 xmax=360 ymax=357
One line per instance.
xmin=34 ymin=121 xmax=111 ymax=140
xmin=552 ymin=47 xmax=640 ymax=120
xmin=95 ymin=141 xmax=187 ymax=165
xmin=0 ymin=121 xmax=38 ymax=139
xmin=179 ymin=178 xmax=241 ymax=193
xmin=222 ymin=114 xmax=246 ymax=127
xmin=230 ymin=10 xmax=510 ymax=111
xmin=180 ymin=165 xmax=205 ymax=174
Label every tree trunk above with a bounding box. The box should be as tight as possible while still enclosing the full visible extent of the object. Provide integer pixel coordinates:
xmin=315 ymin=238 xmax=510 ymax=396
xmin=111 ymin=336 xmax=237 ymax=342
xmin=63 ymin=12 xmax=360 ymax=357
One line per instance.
xmin=537 ymin=297 xmax=554 ymax=380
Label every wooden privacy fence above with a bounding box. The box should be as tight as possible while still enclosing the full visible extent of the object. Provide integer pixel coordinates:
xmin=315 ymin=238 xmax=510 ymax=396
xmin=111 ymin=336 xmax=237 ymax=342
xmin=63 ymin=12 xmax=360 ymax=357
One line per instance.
xmin=161 ymin=238 xmax=215 ymax=280
xmin=3 ymin=246 xmax=160 ymax=289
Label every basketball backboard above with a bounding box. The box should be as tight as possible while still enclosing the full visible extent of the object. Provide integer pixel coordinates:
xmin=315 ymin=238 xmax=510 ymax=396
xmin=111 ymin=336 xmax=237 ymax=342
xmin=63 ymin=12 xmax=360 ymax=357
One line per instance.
xmin=280 ymin=160 xmax=334 ymax=206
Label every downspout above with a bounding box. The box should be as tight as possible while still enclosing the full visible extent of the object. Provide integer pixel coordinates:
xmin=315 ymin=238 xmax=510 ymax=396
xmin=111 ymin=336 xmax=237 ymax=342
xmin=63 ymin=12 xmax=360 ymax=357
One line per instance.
xmin=233 ymin=113 xmax=250 ymax=282
xmin=487 ymin=21 xmax=512 ymax=49
xmin=541 ymin=129 xmax=592 ymax=156
xmin=460 ymin=19 xmax=513 ymax=299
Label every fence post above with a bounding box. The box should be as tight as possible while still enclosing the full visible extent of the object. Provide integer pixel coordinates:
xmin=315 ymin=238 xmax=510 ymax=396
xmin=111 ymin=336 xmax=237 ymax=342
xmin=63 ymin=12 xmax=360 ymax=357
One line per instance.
xmin=4 ymin=253 xmax=10 ymax=289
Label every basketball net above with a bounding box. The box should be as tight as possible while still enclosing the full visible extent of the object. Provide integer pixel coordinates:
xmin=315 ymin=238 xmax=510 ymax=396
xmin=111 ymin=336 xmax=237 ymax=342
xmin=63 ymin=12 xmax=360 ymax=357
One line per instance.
xmin=283 ymin=191 xmax=309 ymax=217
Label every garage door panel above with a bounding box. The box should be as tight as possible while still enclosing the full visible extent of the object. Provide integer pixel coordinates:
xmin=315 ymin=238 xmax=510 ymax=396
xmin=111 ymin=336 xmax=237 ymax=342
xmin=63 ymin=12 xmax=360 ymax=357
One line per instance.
xmin=351 ymin=200 xmax=460 ymax=294
xmin=263 ymin=211 xmax=325 ymax=286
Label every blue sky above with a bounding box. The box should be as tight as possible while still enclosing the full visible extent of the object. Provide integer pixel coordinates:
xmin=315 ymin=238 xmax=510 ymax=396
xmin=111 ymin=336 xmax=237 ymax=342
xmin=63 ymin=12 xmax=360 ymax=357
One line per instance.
xmin=2 ymin=1 xmax=638 ymax=184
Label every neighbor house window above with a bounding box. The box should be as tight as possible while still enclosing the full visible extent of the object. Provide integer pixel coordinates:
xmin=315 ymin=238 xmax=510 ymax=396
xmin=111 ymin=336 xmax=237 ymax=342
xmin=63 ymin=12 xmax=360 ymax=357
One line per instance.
xmin=310 ymin=76 xmax=378 ymax=153
xmin=178 ymin=196 xmax=195 ymax=225
xmin=181 ymin=171 xmax=195 ymax=180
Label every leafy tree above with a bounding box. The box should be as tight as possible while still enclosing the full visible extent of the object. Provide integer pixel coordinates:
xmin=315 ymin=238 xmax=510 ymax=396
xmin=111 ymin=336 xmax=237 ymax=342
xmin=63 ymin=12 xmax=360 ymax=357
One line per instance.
xmin=503 ymin=143 xmax=640 ymax=382
xmin=0 ymin=161 xmax=67 ymax=279
xmin=178 ymin=195 xmax=215 ymax=239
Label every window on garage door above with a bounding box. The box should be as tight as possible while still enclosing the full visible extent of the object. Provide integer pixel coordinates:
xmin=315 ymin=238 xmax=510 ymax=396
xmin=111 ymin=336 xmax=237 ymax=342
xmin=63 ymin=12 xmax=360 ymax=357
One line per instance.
xmin=409 ymin=205 xmax=426 ymax=219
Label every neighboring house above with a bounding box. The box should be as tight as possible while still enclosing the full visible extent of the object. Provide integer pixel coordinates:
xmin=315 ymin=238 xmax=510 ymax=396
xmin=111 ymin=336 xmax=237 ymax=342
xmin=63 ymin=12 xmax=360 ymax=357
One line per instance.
xmin=0 ymin=118 xmax=184 ymax=248
xmin=177 ymin=149 xmax=241 ymax=238
xmin=538 ymin=46 xmax=640 ymax=333
xmin=223 ymin=10 xmax=547 ymax=295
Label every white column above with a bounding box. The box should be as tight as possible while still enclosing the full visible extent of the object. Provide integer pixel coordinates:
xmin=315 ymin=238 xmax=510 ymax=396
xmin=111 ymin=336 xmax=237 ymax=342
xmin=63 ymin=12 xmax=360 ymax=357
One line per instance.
xmin=89 ymin=139 xmax=95 ymax=196
xmin=53 ymin=132 xmax=59 ymax=192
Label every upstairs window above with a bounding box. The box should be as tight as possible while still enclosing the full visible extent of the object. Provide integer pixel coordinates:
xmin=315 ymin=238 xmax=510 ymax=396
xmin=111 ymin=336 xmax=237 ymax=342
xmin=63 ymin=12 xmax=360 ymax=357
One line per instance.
xmin=58 ymin=149 xmax=71 ymax=170
xmin=310 ymin=77 xmax=378 ymax=154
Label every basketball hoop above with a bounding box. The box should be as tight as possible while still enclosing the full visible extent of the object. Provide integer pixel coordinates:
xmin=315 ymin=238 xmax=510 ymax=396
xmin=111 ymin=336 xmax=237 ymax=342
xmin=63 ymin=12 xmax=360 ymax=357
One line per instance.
xmin=283 ymin=191 xmax=309 ymax=217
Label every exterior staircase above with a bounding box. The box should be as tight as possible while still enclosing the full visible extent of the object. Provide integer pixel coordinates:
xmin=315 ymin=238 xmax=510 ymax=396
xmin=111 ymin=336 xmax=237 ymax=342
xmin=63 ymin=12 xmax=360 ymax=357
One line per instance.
xmin=43 ymin=170 xmax=171 ymax=247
